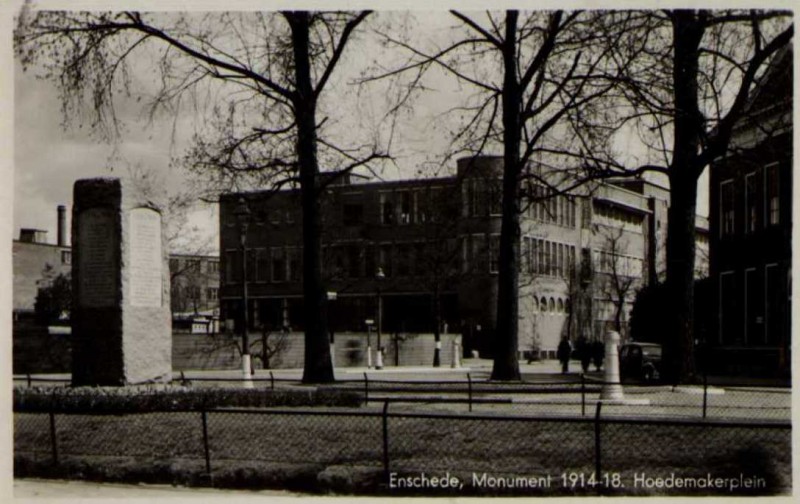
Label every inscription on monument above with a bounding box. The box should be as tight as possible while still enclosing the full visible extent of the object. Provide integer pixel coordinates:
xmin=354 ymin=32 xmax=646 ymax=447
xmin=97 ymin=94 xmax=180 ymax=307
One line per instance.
xmin=78 ymin=208 xmax=116 ymax=307
xmin=129 ymin=208 xmax=163 ymax=307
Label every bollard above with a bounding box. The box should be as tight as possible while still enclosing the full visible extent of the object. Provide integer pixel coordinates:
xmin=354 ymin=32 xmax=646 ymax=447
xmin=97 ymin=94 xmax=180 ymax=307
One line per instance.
xmin=451 ymin=340 xmax=462 ymax=369
xmin=599 ymin=331 xmax=624 ymax=400
xmin=27 ymin=374 xmax=32 ymax=388
xmin=270 ymin=370 xmax=275 ymax=391
xmin=242 ymin=354 xmax=253 ymax=389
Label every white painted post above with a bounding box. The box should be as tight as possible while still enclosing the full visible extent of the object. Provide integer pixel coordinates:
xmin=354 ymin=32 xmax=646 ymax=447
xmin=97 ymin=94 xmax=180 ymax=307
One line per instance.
xmin=451 ymin=340 xmax=462 ymax=369
xmin=242 ymin=354 xmax=253 ymax=389
xmin=600 ymin=330 xmax=623 ymax=400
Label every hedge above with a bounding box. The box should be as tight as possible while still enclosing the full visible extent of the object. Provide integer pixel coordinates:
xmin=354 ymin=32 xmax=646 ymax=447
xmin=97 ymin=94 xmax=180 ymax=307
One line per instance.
xmin=14 ymin=385 xmax=362 ymax=413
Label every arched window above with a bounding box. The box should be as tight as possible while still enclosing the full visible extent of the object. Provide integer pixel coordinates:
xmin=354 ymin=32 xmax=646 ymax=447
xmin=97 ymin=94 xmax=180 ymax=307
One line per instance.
xmin=540 ymin=297 xmax=548 ymax=312
xmin=549 ymin=297 xmax=555 ymax=312
xmin=557 ymin=298 xmax=564 ymax=313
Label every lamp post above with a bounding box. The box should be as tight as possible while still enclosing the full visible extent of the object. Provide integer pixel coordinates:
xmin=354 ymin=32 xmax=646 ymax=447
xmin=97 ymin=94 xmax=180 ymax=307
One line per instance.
xmin=233 ymin=197 xmax=253 ymax=388
xmin=375 ymin=267 xmax=386 ymax=370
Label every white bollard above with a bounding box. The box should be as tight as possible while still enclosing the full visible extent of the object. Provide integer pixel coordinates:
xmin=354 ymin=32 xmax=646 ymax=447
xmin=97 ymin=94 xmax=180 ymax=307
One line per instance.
xmin=600 ymin=331 xmax=624 ymax=400
xmin=376 ymin=348 xmax=384 ymax=370
xmin=451 ymin=340 xmax=462 ymax=369
xmin=367 ymin=345 xmax=373 ymax=369
xmin=242 ymin=354 xmax=254 ymax=389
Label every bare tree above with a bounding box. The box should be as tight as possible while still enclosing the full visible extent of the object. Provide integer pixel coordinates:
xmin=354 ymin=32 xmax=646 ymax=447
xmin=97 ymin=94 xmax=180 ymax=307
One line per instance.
xmin=608 ymin=10 xmax=792 ymax=382
xmin=15 ymin=8 xmax=392 ymax=383
xmin=594 ymin=226 xmax=639 ymax=336
xmin=367 ymin=11 xmax=641 ymax=380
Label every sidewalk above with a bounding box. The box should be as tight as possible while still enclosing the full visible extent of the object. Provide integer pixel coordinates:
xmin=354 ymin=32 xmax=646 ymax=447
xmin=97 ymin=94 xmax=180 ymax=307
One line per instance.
xmin=14 ymin=478 xmax=300 ymax=498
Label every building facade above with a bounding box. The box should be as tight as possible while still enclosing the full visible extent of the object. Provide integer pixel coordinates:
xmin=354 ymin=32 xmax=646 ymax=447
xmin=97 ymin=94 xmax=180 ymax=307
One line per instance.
xmin=219 ymin=156 xmax=709 ymax=358
xmin=13 ymin=205 xmax=220 ymax=321
xmin=708 ymin=46 xmax=792 ymax=376
xmin=169 ymin=254 xmax=221 ymax=317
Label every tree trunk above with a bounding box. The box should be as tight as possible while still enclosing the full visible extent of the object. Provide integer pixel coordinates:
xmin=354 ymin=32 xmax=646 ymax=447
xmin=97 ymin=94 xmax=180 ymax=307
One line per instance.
xmin=664 ymin=11 xmax=704 ymax=384
xmin=491 ymin=10 xmax=522 ymax=381
xmin=290 ymin=12 xmax=335 ymax=384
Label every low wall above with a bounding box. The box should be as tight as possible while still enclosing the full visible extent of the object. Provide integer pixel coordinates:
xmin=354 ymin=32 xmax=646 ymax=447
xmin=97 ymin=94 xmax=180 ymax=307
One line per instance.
xmin=14 ymin=324 xmax=463 ymax=373
xmin=173 ymin=331 xmax=463 ymax=370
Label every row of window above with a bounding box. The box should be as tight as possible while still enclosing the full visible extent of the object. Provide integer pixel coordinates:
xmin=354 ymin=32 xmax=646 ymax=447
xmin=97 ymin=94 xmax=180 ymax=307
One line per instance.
xmin=224 ymin=247 xmax=302 ymax=284
xmin=719 ymin=264 xmax=784 ymax=346
xmin=521 ymin=237 xmax=576 ymax=279
xmin=171 ymin=285 xmax=218 ymax=301
xmin=170 ymin=258 xmax=220 ymax=274
xmin=720 ymin=163 xmax=780 ymax=237
xmin=593 ymin=204 xmax=642 ymax=232
xmin=525 ymin=183 xmax=577 ymax=228
xmin=592 ymin=250 xmax=643 ymax=277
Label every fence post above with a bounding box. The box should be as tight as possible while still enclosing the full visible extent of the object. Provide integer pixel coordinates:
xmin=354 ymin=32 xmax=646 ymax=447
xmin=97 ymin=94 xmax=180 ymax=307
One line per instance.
xmin=382 ymin=400 xmax=390 ymax=481
xmin=270 ymin=371 xmax=275 ymax=391
xmin=594 ymin=402 xmax=602 ymax=478
xmin=201 ymin=410 xmax=212 ymax=477
xmin=364 ymin=372 xmax=369 ymax=406
xmin=581 ymin=373 xmax=586 ymax=417
xmin=48 ymin=410 xmax=58 ymax=465
xmin=467 ymin=373 xmax=473 ymax=412
xmin=702 ymin=373 xmax=708 ymax=419
xmin=27 ymin=374 xmax=32 ymax=388
xmin=180 ymin=370 xmax=187 ymax=386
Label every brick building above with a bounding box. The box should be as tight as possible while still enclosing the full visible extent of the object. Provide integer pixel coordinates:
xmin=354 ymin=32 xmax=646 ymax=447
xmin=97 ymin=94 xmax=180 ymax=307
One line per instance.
xmin=12 ymin=206 xmax=72 ymax=318
xmin=708 ymin=46 xmax=792 ymax=376
xmin=219 ymin=156 xmax=708 ymax=359
xmin=13 ymin=205 xmax=220 ymax=321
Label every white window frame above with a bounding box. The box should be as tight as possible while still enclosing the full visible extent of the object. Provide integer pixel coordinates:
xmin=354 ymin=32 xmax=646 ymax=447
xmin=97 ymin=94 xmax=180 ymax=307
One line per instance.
xmin=764 ymin=162 xmax=780 ymax=227
xmin=719 ymin=179 xmax=735 ymax=238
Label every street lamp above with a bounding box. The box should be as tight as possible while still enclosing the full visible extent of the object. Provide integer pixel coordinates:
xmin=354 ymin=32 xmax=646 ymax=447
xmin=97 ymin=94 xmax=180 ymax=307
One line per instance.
xmin=233 ymin=197 xmax=253 ymax=387
xmin=375 ymin=267 xmax=386 ymax=370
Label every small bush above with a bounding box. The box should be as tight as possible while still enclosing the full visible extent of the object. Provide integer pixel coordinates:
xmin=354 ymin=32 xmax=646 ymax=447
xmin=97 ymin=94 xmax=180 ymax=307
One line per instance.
xmin=14 ymin=386 xmax=361 ymax=414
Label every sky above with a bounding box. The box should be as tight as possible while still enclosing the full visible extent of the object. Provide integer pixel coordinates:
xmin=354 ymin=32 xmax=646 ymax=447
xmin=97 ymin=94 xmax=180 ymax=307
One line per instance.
xmin=9 ymin=6 xmax=716 ymax=256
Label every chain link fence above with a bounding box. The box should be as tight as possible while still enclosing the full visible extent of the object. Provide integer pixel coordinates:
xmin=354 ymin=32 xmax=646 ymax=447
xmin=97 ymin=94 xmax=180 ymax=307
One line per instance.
xmin=14 ymin=402 xmax=791 ymax=495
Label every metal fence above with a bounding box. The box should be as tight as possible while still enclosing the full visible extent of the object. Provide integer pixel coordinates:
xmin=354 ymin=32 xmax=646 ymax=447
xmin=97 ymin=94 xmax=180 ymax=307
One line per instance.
xmin=14 ymin=402 xmax=791 ymax=495
xmin=13 ymin=372 xmax=791 ymax=422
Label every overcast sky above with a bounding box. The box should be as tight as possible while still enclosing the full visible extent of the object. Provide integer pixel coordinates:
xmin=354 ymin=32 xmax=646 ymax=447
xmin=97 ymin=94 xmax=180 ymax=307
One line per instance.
xmin=10 ymin=6 xmax=713 ymax=256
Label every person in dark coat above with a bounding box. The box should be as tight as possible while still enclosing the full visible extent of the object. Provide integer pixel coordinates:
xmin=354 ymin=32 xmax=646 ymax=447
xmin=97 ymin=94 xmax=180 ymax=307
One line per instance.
xmin=557 ymin=338 xmax=573 ymax=374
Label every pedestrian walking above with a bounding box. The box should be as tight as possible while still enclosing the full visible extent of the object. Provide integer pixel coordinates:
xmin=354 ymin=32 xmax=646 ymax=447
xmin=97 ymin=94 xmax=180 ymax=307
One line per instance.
xmin=557 ymin=338 xmax=572 ymax=374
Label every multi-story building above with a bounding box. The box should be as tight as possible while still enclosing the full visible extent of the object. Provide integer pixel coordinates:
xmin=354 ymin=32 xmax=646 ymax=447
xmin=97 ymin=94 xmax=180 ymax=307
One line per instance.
xmin=169 ymin=254 xmax=221 ymax=317
xmin=12 ymin=205 xmax=220 ymax=321
xmin=708 ymin=46 xmax=792 ymax=376
xmin=12 ymin=206 xmax=72 ymax=319
xmin=219 ymin=156 xmax=709 ymax=359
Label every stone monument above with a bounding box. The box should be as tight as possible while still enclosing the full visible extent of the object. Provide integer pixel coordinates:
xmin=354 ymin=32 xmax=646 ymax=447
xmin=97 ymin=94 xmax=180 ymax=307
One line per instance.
xmin=71 ymin=178 xmax=172 ymax=386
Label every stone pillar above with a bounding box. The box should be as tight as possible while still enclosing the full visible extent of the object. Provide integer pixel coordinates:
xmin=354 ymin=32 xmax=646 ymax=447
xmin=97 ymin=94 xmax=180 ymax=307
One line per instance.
xmin=71 ymin=178 xmax=171 ymax=386
xmin=600 ymin=330 xmax=624 ymax=400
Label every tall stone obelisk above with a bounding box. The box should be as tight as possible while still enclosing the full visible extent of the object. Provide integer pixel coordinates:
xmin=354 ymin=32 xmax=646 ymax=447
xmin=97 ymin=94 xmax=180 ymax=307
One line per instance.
xmin=71 ymin=178 xmax=172 ymax=386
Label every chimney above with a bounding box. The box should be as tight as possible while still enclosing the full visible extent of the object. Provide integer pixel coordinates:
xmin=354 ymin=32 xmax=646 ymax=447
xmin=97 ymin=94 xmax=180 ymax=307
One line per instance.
xmin=57 ymin=205 xmax=67 ymax=246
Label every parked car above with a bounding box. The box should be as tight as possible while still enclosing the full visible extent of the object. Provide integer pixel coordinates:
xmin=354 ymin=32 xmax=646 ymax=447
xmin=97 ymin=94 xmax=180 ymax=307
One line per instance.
xmin=619 ymin=342 xmax=662 ymax=382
